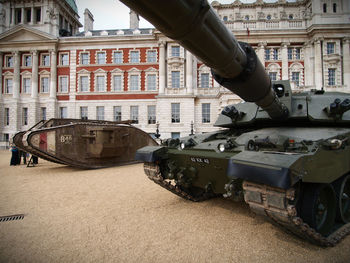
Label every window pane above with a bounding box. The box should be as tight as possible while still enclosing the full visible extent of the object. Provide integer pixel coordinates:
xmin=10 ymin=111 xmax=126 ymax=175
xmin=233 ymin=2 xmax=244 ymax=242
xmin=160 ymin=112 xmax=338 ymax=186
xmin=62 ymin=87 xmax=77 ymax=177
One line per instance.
xmin=23 ymin=78 xmax=31 ymax=93
xmin=113 ymin=75 xmax=122 ymax=91
xmin=5 ymin=108 xmax=10 ymax=125
xmin=43 ymin=55 xmax=50 ymax=66
xmin=171 ymin=132 xmax=180 ymax=139
xmin=147 ymin=74 xmax=156 ymax=91
xmin=327 ymin=43 xmax=335 ymax=54
xmin=269 ymin=72 xmax=277 ymax=81
xmin=6 ymin=79 xmax=13 ymax=93
xmin=147 ymin=50 xmax=157 ymax=62
xmin=6 ymin=56 xmax=13 ymax=67
xmin=113 ymin=52 xmax=123 ymax=64
xmin=81 ymin=53 xmax=89 ymax=64
xmin=97 ymin=52 xmax=105 ymax=64
xmin=265 ymin=49 xmax=270 ymax=60
xmin=80 ymin=107 xmax=88 ymax=119
xmin=130 ymin=51 xmax=140 ymax=63
xmin=171 ymin=46 xmax=180 ymax=57
xmin=41 ymin=107 xmax=46 ymax=121
xmin=60 ymin=107 xmax=67 ymax=118
xmin=60 ymin=76 xmax=68 ymax=92
xmin=273 ymin=49 xmax=278 ymax=60
xmin=96 ymin=76 xmax=105 ymax=92
xmin=287 ymin=48 xmax=293 ymax=60
xmin=148 ymin=105 xmax=156 ymax=124
xmin=114 ymin=106 xmax=122 ymax=122
xmin=61 ymin=54 xmax=69 ymax=65
xmin=41 ymin=77 xmax=49 ymax=92
xmin=328 ymin=69 xmax=336 ymax=85
xmin=22 ymin=108 xmax=28 ymax=125
xmin=80 ymin=76 xmax=89 ymax=92
xmin=295 ymin=48 xmax=301 ymax=60
xmin=171 ymin=103 xmax=180 ymax=123
xmin=24 ymin=55 xmax=32 ymax=66
xmin=171 ymin=71 xmax=180 ymax=88
xmin=202 ymin=103 xmax=210 ymax=123
xmin=96 ymin=106 xmax=104 ymax=120
xmin=130 ymin=75 xmax=139 ymax=91
xmin=292 ymin=72 xmax=300 ymax=86
xmin=201 ymin=73 xmax=209 ymax=88
xmin=130 ymin=106 xmax=139 ymax=124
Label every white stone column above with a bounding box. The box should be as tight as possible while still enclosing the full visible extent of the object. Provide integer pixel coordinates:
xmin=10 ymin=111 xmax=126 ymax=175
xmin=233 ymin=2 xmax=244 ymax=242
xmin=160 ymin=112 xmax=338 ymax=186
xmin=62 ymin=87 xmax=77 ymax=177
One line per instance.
xmin=303 ymin=41 xmax=313 ymax=87
xmin=31 ymin=50 xmax=38 ymax=98
xmin=314 ymin=39 xmax=323 ymax=89
xmin=13 ymin=51 xmax=20 ymax=99
xmin=258 ymin=41 xmax=266 ymax=66
xmin=50 ymin=50 xmax=57 ymax=98
xmin=158 ymin=41 xmax=166 ymax=94
xmin=30 ymin=7 xmax=34 ymax=25
xmin=11 ymin=8 xmax=15 ymax=25
xmin=281 ymin=42 xmax=289 ymax=80
xmin=21 ymin=7 xmax=24 ymax=24
xmin=186 ymin=50 xmax=193 ymax=94
xmin=342 ymin=38 xmax=350 ymax=92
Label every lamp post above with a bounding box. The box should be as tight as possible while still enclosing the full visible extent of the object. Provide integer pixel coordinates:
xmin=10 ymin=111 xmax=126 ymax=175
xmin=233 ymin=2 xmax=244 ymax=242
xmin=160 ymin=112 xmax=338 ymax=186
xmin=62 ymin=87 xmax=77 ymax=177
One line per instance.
xmin=155 ymin=121 xmax=161 ymax=139
xmin=190 ymin=121 xmax=194 ymax=136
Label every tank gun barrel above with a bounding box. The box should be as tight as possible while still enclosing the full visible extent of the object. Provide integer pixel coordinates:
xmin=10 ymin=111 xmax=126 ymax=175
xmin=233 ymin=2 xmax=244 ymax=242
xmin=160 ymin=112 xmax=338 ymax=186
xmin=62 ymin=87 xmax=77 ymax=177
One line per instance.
xmin=119 ymin=0 xmax=288 ymax=119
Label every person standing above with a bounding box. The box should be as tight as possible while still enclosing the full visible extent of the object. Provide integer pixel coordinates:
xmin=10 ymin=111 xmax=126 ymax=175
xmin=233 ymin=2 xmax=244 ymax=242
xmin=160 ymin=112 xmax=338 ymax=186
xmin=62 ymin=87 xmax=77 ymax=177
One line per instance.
xmin=10 ymin=145 xmax=20 ymax=166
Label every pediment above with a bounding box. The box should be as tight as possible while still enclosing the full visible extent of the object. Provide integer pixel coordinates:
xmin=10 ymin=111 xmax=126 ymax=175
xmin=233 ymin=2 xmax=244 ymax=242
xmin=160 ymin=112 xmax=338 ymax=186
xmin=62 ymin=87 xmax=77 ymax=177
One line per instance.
xmin=0 ymin=25 xmax=57 ymax=43
xmin=77 ymin=69 xmax=91 ymax=74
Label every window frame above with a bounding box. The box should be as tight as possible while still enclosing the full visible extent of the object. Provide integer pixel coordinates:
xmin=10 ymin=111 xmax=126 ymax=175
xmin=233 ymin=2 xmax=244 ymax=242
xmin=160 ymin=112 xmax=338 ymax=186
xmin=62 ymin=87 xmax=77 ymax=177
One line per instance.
xmin=146 ymin=50 xmax=157 ymax=63
xmin=4 ymin=108 xmax=10 ymax=126
xmin=59 ymin=107 xmax=68 ymax=119
xmin=327 ymin=42 xmax=335 ymax=55
xmin=41 ymin=107 xmax=47 ymax=121
xmin=171 ymin=71 xmax=180 ymax=88
xmin=80 ymin=106 xmax=88 ymax=120
xmin=171 ymin=103 xmax=180 ymax=123
xmin=112 ymin=74 xmax=123 ymax=92
xmin=40 ymin=76 xmax=49 ymax=93
xmin=4 ymin=77 xmax=13 ymax=94
xmin=22 ymin=76 xmax=31 ymax=94
xmin=4 ymin=55 xmax=13 ymax=68
xmin=22 ymin=107 xmax=28 ymax=126
xmin=130 ymin=106 xmax=139 ymax=124
xmin=96 ymin=51 xmax=106 ymax=65
xmin=113 ymin=51 xmax=123 ymax=64
xmin=129 ymin=50 xmax=140 ymax=63
xmin=147 ymin=105 xmax=156 ymax=124
xmin=41 ymin=53 xmax=50 ymax=67
xmin=171 ymin=46 xmax=180 ymax=57
xmin=202 ymin=103 xmax=211 ymax=123
xmin=59 ymin=75 xmax=69 ymax=93
xmin=80 ymin=52 xmax=90 ymax=65
xmin=328 ymin=68 xmax=336 ymax=86
xmin=23 ymin=54 xmax=32 ymax=67
xmin=114 ymin=106 xmax=122 ymax=122
xmin=200 ymin=73 xmax=210 ymax=88
xmin=59 ymin=52 xmax=69 ymax=66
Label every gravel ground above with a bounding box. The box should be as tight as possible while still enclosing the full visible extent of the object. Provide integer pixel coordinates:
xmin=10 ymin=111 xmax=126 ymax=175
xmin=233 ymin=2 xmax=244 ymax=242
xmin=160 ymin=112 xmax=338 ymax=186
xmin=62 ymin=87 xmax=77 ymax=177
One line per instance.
xmin=0 ymin=150 xmax=349 ymax=263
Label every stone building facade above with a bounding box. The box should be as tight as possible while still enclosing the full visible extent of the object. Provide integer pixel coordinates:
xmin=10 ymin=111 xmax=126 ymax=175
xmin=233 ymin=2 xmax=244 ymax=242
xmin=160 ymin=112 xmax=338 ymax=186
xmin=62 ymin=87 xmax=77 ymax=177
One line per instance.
xmin=0 ymin=0 xmax=349 ymax=145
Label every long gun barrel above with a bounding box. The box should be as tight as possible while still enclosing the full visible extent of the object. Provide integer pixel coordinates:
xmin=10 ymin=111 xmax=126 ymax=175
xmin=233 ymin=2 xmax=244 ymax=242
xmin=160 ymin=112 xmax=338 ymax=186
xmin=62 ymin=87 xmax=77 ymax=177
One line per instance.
xmin=119 ymin=0 xmax=288 ymax=119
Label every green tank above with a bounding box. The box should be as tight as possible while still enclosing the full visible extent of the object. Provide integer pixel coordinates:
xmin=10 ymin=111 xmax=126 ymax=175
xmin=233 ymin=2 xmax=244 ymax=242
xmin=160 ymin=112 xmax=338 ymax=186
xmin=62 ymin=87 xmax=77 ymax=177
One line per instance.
xmin=120 ymin=0 xmax=350 ymax=246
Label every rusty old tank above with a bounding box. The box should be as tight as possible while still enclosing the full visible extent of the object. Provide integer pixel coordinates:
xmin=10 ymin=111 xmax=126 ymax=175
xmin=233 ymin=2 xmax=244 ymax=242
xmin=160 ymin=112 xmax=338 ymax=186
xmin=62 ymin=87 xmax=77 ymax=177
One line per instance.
xmin=120 ymin=0 xmax=350 ymax=246
xmin=13 ymin=119 xmax=157 ymax=169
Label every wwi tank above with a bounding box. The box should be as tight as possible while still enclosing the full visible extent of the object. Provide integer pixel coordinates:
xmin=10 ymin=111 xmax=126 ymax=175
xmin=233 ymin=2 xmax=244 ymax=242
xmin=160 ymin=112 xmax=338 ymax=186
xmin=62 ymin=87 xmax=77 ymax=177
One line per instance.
xmin=120 ymin=0 xmax=350 ymax=246
xmin=13 ymin=118 xmax=157 ymax=169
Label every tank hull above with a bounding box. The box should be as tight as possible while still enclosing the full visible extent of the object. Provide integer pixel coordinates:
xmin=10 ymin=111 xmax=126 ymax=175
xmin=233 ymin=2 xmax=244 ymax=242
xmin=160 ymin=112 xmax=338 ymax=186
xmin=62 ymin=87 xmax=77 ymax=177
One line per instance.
xmin=14 ymin=119 xmax=158 ymax=169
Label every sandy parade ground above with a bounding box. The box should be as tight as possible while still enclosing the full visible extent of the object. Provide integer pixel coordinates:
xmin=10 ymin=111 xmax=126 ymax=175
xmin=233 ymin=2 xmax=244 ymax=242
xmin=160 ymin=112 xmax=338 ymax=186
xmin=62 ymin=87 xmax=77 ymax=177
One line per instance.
xmin=0 ymin=150 xmax=350 ymax=263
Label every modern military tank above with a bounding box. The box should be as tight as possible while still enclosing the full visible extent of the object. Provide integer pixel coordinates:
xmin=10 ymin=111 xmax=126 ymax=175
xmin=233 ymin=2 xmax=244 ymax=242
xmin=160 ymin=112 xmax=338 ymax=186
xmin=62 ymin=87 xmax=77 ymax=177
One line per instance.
xmin=120 ymin=0 xmax=350 ymax=246
xmin=13 ymin=118 xmax=158 ymax=169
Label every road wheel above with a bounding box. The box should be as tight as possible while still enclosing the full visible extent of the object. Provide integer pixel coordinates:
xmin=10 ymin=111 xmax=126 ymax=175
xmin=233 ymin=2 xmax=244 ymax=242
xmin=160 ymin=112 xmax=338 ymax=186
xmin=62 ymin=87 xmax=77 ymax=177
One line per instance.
xmin=333 ymin=174 xmax=350 ymax=223
xmin=300 ymin=183 xmax=336 ymax=236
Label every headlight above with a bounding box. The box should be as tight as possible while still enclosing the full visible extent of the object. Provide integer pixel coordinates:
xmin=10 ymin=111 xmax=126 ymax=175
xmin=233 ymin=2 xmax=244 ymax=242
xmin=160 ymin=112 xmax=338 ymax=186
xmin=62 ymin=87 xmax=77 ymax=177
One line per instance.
xmin=218 ymin=143 xmax=225 ymax=152
xmin=180 ymin=142 xmax=185 ymax=150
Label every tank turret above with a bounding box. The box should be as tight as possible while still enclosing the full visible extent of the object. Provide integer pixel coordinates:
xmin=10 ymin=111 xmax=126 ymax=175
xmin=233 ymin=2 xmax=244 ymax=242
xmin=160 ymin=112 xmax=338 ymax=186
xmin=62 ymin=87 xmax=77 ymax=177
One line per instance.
xmin=122 ymin=0 xmax=350 ymax=246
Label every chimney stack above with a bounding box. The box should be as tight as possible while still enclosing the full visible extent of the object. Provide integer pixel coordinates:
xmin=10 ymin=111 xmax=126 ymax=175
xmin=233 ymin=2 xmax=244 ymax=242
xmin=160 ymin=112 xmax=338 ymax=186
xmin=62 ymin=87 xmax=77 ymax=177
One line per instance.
xmin=84 ymin=8 xmax=94 ymax=32
xmin=130 ymin=9 xmax=139 ymax=29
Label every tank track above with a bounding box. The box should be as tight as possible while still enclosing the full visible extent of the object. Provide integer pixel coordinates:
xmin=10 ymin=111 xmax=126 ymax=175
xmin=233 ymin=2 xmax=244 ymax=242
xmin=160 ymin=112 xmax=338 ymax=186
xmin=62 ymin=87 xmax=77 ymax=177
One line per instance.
xmin=243 ymin=181 xmax=350 ymax=247
xmin=144 ymin=163 xmax=216 ymax=202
